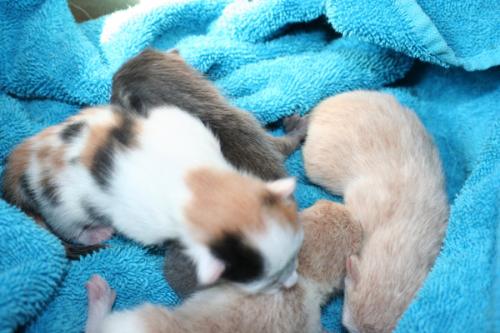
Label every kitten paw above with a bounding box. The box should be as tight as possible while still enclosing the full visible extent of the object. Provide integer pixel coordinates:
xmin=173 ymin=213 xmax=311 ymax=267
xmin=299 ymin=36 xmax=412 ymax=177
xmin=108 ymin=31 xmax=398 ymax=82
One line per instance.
xmin=283 ymin=114 xmax=309 ymax=140
xmin=86 ymin=275 xmax=116 ymax=333
xmin=87 ymin=274 xmax=116 ymax=315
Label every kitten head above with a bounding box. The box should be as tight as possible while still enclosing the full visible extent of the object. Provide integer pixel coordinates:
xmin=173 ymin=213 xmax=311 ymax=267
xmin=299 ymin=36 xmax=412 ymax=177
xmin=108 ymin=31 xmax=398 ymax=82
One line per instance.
xmin=342 ymin=231 xmax=414 ymax=333
xmin=184 ymin=168 xmax=303 ymax=293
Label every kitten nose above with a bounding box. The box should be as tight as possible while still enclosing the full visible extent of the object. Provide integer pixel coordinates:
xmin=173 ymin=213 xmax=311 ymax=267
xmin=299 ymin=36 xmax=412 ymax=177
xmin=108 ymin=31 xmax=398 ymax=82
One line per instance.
xmin=283 ymin=270 xmax=298 ymax=288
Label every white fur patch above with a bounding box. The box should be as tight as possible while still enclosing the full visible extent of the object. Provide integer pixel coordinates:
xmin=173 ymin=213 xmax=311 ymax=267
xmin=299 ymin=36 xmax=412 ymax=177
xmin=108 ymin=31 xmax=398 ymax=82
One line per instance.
xmin=242 ymin=218 xmax=303 ymax=292
xmin=100 ymin=310 xmax=148 ymax=333
xmin=105 ymin=106 xmax=230 ymax=245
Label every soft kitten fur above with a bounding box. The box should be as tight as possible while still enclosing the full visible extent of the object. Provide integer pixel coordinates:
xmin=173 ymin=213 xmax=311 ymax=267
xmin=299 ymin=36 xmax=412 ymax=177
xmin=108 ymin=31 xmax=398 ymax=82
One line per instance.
xmin=303 ymin=90 xmax=449 ymax=333
xmin=85 ymin=200 xmax=362 ymax=333
xmin=111 ymin=49 xmax=307 ymax=180
xmin=2 ymin=104 xmax=303 ymax=292
xmin=111 ymin=48 xmax=309 ymax=297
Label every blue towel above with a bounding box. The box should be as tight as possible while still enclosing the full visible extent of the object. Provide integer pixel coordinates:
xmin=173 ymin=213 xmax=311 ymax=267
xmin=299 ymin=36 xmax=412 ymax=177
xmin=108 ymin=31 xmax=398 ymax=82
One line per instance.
xmin=0 ymin=1 xmax=498 ymax=332
xmin=206 ymin=0 xmax=500 ymax=70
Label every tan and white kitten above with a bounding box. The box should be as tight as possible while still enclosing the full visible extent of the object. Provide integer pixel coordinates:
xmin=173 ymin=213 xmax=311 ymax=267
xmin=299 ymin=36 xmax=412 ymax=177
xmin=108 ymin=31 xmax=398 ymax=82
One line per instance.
xmin=84 ymin=200 xmax=362 ymax=333
xmin=303 ymin=91 xmax=449 ymax=333
xmin=2 ymin=105 xmax=303 ymax=292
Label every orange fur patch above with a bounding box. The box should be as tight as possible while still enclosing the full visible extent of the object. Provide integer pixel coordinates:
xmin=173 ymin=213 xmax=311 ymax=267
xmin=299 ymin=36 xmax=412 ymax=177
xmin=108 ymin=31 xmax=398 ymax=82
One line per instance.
xmin=52 ymin=147 xmax=65 ymax=170
xmin=36 ymin=145 xmax=52 ymax=162
xmin=185 ymin=168 xmax=265 ymax=240
xmin=80 ymin=122 xmax=114 ymax=168
xmin=37 ymin=126 xmax=60 ymax=140
xmin=80 ymin=110 xmax=140 ymax=168
xmin=184 ymin=168 xmax=299 ymax=242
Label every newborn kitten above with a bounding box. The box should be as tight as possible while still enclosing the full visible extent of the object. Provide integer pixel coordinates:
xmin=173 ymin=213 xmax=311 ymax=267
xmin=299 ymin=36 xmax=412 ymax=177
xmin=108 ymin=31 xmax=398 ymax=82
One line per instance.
xmin=111 ymin=48 xmax=308 ymax=297
xmin=111 ymin=48 xmax=308 ymax=181
xmin=3 ymin=105 xmax=303 ymax=292
xmin=85 ymin=201 xmax=362 ymax=333
xmin=303 ymin=90 xmax=449 ymax=333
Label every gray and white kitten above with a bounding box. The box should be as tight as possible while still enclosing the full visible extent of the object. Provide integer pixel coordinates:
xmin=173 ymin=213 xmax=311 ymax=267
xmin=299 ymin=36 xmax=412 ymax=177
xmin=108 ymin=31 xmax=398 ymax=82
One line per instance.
xmin=111 ymin=49 xmax=307 ymax=181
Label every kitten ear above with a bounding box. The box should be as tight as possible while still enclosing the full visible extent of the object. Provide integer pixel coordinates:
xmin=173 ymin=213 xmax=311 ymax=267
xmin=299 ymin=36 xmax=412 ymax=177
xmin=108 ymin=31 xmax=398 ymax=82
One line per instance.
xmin=197 ymin=252 xmax=225 ymax=286
xmin=168 ymin=48 xmax=180 ymax=55
xmin=266 ymin=177 xmax=296 ymax=199
xmin=346 ymin=255 xmax=360 ymax=285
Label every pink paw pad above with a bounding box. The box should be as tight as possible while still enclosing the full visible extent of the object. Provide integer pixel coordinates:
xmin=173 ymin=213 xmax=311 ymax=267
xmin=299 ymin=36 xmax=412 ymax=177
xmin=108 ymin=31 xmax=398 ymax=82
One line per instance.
xmin=85 ymin=275 xmax=116 ymax=333
xmin=86 ymin=274 xmax=116 ymax=313
xmin=283 ymin=114 xmax=309 ymax=137
xmin=79 ymin=226 xmax=115 ymax=245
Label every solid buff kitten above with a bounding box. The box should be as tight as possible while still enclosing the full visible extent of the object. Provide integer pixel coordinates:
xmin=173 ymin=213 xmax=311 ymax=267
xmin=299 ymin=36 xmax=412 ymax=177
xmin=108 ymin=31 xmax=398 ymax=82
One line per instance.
xmin=85 ymin=200 xmax=362 ymax=333
xmin=303 ymin=91 xmax=449 ymax=333
xmin=2 ymin=104 xmax=303 ymax=292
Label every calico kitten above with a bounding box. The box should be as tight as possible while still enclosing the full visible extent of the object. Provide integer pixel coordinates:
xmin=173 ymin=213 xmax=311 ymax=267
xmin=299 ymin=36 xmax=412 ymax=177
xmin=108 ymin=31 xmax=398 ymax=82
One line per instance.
xmin=303 ymin=91 xmax=449 ymax=333
xmin=2 ymin=104 xmax=303 ymax=292
xmin=85 ymin=201 xmax=362 ymax=333
xmin=111 ymin=49 xmax=308 ymax=181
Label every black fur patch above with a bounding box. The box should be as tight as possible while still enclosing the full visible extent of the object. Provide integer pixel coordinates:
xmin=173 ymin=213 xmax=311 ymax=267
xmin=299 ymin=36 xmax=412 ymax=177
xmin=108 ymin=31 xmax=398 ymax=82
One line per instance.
xmin=91 ymin=114 xmax=135 ymax=189
xmin=91 ymin=140 xmax=114 ymax=188
xmin=110 ymin=116 xmax=135 ymax=146
xmin=163 ymin=240 xmax=199 ymax=298
xmin=60 ymin=121 xmax=84 ymax=142
xmin=19 ymin=173 xmax=40 ymax=212
xmin=41 ymin=178 xmax=60 ymax=206
xmin=210 ymin=233 xmax=263 ymax=283
xmin=83 ymin=201 xmax=113 ymax=226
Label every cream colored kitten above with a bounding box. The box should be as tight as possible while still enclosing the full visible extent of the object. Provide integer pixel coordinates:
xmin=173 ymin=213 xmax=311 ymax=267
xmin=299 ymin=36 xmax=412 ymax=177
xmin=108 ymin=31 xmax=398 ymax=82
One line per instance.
xmin=303 ymin=90 xmax=449 ymax=333
xmin=85 ymin=201 xmax=362 ymax=333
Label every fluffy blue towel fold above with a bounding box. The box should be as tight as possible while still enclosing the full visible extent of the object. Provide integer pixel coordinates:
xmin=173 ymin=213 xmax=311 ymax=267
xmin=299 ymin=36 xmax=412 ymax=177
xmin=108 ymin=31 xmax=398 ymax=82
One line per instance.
xmin=0 ymin=0 xmax=498 ymax=332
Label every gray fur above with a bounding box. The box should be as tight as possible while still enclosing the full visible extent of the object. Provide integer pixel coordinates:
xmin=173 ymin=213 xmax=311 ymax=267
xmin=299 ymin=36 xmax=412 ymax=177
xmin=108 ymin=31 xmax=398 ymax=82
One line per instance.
xmin=163 ymin=241 xmax=199 ymax=299
xmin=111 ymin=49 xmax=307 ymax=181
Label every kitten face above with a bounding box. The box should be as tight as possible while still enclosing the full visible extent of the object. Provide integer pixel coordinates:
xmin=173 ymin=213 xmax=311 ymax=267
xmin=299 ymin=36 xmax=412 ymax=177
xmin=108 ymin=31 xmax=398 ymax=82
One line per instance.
xmin=184 ymin=170 xmax=303 ymax=292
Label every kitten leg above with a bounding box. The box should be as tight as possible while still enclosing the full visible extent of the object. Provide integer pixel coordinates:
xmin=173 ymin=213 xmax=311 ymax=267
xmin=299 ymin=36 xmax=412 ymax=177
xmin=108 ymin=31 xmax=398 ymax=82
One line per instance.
xmin=101 ymin=303 xmax=182 ymax=333
xmin=271 ymin=114 xmax=309 ymax=156
xmin=85 ymin=275 xmax=116 ymax=333
xmin=163 ymin=241 xmax=199 ymax=299
xmin=86 ymin=276 xmax=182 ymax=333
xmin=77 ymin=226 xmax=115 ymax=245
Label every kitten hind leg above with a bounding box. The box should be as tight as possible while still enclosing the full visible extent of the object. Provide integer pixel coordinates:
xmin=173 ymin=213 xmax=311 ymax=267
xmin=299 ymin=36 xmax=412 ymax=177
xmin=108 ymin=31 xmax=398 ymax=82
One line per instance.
xmin=271 ymin=114 xmax=309 ymax=156
xmin=86 ymin=275 xmax=116 ymax=333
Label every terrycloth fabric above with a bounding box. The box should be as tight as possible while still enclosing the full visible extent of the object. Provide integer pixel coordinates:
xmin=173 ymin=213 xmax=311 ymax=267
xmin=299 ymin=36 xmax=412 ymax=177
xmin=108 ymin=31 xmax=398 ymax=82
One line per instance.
xmin=0 ymin=0 xmax=498 ymax=332
xmin=384 ymin=66 xmax=500 ymax=333
xmin=206 ymin=0 xmax=500 ymax=70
